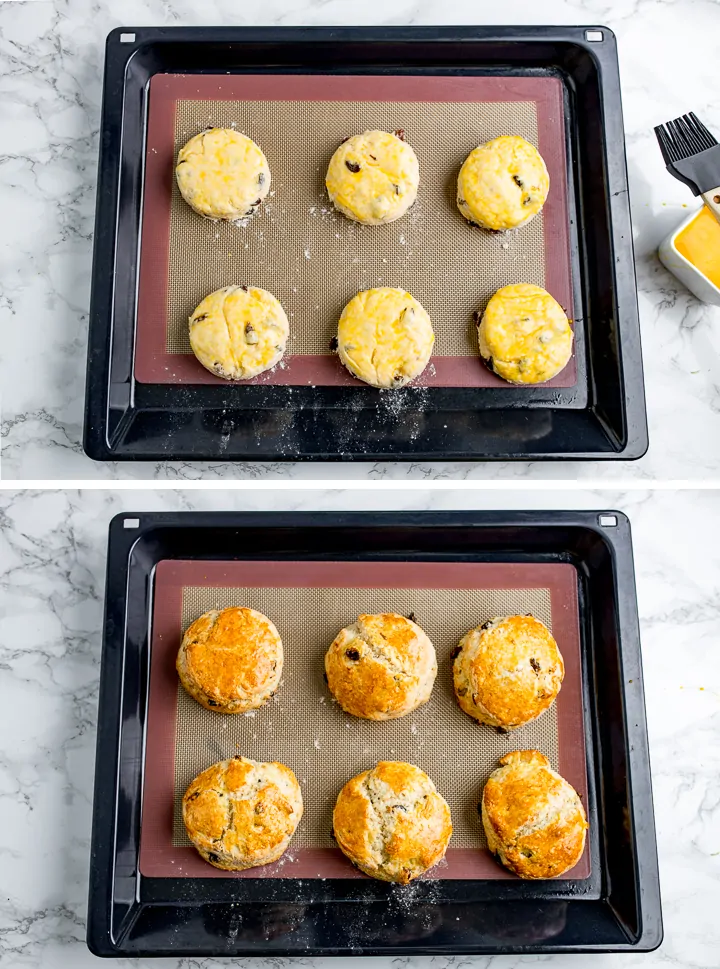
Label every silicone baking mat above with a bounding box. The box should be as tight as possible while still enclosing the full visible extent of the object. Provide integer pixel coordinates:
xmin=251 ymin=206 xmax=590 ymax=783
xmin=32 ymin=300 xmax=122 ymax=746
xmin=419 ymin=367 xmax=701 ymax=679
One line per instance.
xmin=140 ymin=560 xmax=589 ymax=881
xmin=135 ymin=74 xmax=575 ymax=387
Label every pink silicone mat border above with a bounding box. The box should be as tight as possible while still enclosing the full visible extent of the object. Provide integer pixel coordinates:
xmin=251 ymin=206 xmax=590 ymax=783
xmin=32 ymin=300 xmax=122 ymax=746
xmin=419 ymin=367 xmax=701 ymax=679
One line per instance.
xmin=139 ymin=560 xmax=590 ymax=881
xmin=135 ymin=74 xmax=575 ymax=387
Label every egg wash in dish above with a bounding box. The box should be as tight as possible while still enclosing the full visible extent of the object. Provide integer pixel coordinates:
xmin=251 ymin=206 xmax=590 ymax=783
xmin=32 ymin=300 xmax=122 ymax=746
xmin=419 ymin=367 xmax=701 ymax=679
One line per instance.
xmin=481 ymin=750 xmax=588 ymax=879
xmin=176 ymin=128 xmax=271 ymax=222
xmin=325 ymin=129 xmax=420 ymax=225
xmin=176 ymin=606 xmax=283 ymax=713
xmin=336 ymin=287 xmax=435 ymax=388
xmin=188 ymin=285 xmax=289 ymax=380
xmin=457 ymin=135 xmax=549 ymax=231
xmin=477 ymin=284 xmax=573 ymax=385
xmin=332 ymin=761 xmax=452 ymax=883
xmin=324 ymin=612 xmax=437 ymax=720
xmin=453 ymin=614 xmax=564 ymax=730
xmin=183 ymin=756 xmax=303 ymax=871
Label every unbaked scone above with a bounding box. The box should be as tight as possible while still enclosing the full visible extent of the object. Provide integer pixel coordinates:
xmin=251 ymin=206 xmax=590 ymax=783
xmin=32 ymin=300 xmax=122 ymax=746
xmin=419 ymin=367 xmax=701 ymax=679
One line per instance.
xmin=326 ymin=129 xmax=419 ymax=225
xmin=481 ymin=750 xmax=587 ymax=879
xmin=477 ymin=284 xmax=573 ymax=385
xmin=189 ymin=285 xmax=289 ymax=380
xmin=183 ymin=756 xmax=303 ymax=871
xmin=453 ymin=614 xmax=564 ymax=731
xmin=332 ymin=761 xmax=452 ymax=883
xmin=176 ymin=128 xmax=270 ymax=221
xmin=177 ymin=606 xmax=283 ymax=713
xmin=325 ymin=613 xmax=437 ymax=720
xmin=336 ymin=288 xmax=434 ymax=388
xmin=457 ymin=135 xmax=549 ymax=230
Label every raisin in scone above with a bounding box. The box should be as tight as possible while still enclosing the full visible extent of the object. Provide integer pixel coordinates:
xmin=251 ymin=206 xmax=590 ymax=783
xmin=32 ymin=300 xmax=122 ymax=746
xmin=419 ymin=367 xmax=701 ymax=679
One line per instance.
xmin=176 ymin=128 xmax=270 ymax=221
xmin=326 ymin=129 xmax=419 ymax=225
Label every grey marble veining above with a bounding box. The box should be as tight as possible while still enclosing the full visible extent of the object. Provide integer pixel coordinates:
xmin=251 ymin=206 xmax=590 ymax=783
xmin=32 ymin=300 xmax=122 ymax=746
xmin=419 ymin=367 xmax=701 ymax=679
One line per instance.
xmin=1 ymin=0 xmax=720 ymax=479
xmin=1 ymin=487 xmax=719 ymax=966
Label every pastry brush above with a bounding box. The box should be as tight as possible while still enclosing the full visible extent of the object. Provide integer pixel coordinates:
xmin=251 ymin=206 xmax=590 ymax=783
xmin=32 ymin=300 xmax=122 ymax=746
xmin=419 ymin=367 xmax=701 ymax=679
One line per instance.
xmin=654 ymin=112 xmax=720 ymax=224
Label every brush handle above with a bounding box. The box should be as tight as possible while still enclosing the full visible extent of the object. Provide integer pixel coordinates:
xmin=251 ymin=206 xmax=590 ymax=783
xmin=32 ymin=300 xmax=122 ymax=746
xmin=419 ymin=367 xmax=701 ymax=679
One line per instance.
xmin=701 ymin=187 xmax=720 ymax=225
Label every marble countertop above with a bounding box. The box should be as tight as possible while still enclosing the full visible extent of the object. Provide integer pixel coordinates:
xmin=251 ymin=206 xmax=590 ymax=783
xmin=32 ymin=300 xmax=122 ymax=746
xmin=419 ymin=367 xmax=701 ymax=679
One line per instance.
xmin=1 ymin=0 xmax=720 ymax=480
xmin=1 ymin=486 xmax=719 ymax=967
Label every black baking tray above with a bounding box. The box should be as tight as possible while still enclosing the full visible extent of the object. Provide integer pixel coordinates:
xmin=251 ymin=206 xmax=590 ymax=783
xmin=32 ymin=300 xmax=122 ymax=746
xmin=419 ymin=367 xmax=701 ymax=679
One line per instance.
xmin=83 ymin=25 xmax=647 ymax=463
xmin=87 ymin=511 xmax=661 ymax=957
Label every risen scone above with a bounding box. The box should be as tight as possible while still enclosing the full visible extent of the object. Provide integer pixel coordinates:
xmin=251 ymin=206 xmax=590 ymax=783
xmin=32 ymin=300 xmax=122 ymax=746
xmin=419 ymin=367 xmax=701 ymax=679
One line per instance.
xmin=326 ymin=130 xmax=419 ymax=225
xmin=177 ymin=606 xmax=283 ymax=713
xmin=337 ymin=288 xmax=434 ymax=388
xmin=189 ymin=285 xmax=289 ymax=380
xmin=183 ymin=756 xmax=303 ymax=871
xmin=325 ymin=613 xmax=437 ymax=720
xmin=457 ymin=135 xmax=549 ymax=230
xmin=176 ymin=128 xmax=270 ymax=221
xmin=477 ymin=284 xmax=573 ymax=385
xmin=333 ymin=761 xmax=452 ymax=883
xmin=453 ymin=614 xmax=564 ymax=730
xmin=481 ymin=750 xmax=587 ymax=879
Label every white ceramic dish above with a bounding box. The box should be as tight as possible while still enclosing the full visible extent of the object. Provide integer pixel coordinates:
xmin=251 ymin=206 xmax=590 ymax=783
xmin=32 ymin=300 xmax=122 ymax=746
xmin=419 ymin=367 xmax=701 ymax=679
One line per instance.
xmin=658 ymin=205 xmax=720 ymax=306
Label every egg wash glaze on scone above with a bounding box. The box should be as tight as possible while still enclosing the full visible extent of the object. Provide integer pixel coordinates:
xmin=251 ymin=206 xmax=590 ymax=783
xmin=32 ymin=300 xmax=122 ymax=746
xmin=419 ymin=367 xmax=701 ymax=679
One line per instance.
xmin=326 ymin=129 xmax=419 ymax=225
xmin=336 ymin=287 xmax=435 ymax=388
xmin=183 ymin=756 xmax=303 ymax=871
xmin=481 ymin=750 xmax=587 ymax=879
xmin=332 ymin=761 xmax=452 ymax=883
xmin=176 ymin=128 xmax=270 ymax=222
xmin=177 ymin=606 xmax=283 ymax=713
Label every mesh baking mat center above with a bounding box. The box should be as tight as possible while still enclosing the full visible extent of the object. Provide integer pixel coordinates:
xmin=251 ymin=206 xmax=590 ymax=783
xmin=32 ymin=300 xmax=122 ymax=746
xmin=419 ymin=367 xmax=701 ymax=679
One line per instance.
xmin=172 ymin=585 xmax=556 ymax=852
xmin=166 ymin=98 xmax=543 ymax=360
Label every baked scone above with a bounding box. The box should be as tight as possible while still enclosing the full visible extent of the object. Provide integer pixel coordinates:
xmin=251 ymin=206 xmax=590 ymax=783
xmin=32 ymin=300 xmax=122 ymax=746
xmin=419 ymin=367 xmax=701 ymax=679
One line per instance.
xmin=177 ymin=606 xmax=283 ymax=713
xmin=325 ymin=613 xmax=437 ymax=720
xmin=332 ymin=761 xmax=452 ymax=883
xmin=481 ymin=750 xmax=587 ymax=879
xmin=477 ymin=284 xmax=573 ymax=385
xmin=183 ymin=756 xmax=303 ymax=871
xmin=326 ymin=129 xmax=419 ymax=225
xmin=457 ymin=135 xmax=549 ymax=230
xmin=336 ymin=288 xmax=434 ymax=388
xmin=176 ymin=128 xmax=270 ymax=221
xmin=453 ymin=614 xmax=564 ymax=730
xmin=189 ymin=285 xmax=289 ymax=380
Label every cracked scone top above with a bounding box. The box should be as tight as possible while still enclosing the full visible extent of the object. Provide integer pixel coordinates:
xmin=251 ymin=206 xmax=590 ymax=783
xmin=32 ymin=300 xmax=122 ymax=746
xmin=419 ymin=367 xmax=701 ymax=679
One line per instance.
xmin=189 ymin=286 xmax=289 ymax=380
xmin=477 ymin=284 xmax=573 ymax=385
xmin=336 ymin=288 xmax=434 ymax=389
xmin=183 ymin=756 xmax=303 ymax=871
xmin=457 ymin=135 xmax=549 ymax=231
xmin=326 ymin=129 xmax=419 ymax=225
xmin=481 ymin=750 xmax=587 ymax=879
xmin=332 ymin=761 xmax=452 ymax=883
xmin=176 ymin=127 xmax=270 ymax=221
xmin=177 ymin=606 xmax=283 ymax=713
xmin=325 ymin=613 xmax=437 ymax=720
xmin=453 ymin=614 xmax=564 ymax=730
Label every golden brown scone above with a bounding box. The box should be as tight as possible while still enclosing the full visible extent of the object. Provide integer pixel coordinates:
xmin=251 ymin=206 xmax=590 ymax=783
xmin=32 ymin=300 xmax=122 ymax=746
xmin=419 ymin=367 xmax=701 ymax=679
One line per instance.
xmin=332 ymin=761 xmax=452 ymax=883
xmin=183 ymin=756 xmax=303 ymax=871
xmin=177 ymin=606 xmax=283 ymax=713
xmin=325 ymin=613 xmax=437 ymax=720
xmin=481 ymin=750 xmax=587 ymax=879
xmin=453 ymin=614 xmax=564 ymax=730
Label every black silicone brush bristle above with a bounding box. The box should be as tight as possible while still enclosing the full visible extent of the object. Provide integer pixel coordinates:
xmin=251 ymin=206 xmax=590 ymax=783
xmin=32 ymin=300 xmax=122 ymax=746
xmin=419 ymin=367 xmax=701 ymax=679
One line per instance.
xmin=654 ymin=112 xmax=720 ymax=196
